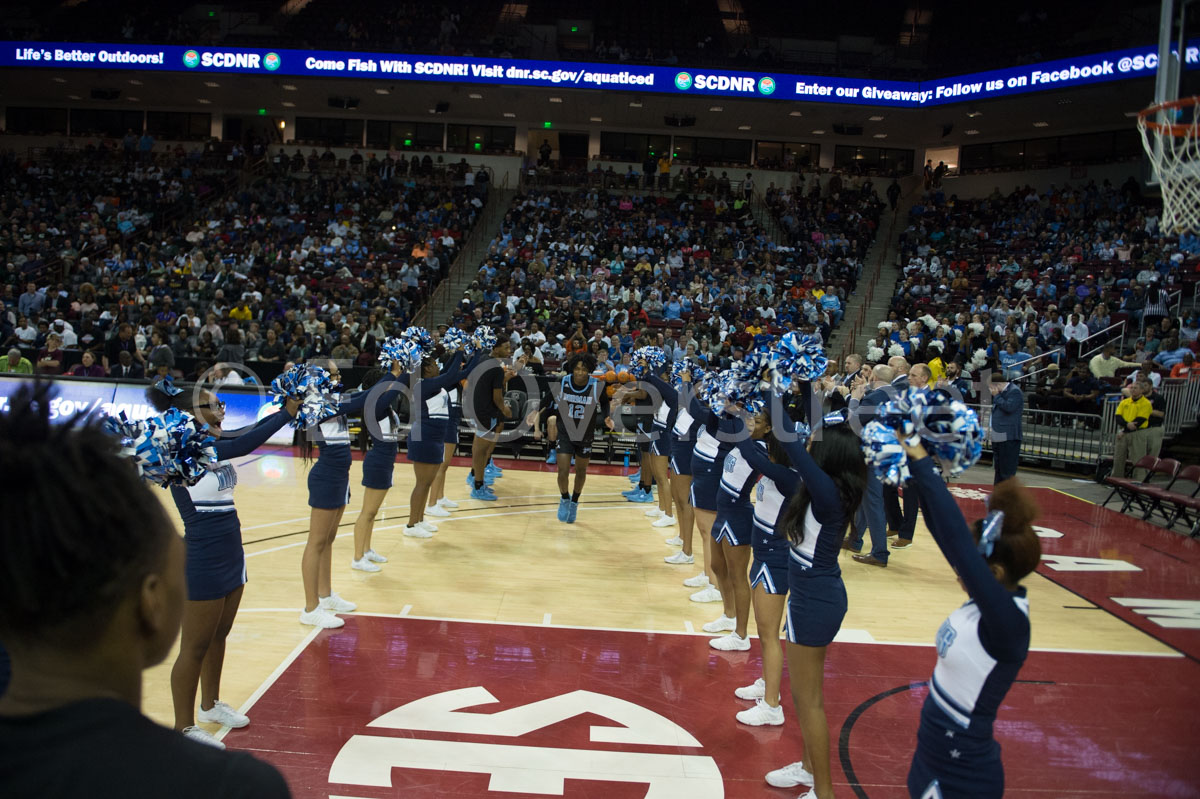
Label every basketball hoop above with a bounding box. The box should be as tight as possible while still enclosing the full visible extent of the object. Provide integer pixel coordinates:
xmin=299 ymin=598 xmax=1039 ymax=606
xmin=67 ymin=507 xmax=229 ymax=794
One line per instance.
xmin=1138 ymin=96 xmax=1200 ymax=234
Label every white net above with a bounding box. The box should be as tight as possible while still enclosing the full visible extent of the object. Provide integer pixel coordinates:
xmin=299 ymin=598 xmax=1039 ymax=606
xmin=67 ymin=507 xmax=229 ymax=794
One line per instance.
xmin=1139 ymin=98 xmax=1200 ymax=234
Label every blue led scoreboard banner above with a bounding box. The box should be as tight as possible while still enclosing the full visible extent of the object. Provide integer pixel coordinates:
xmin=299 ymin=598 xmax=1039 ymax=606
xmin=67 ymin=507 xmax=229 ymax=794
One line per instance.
xmin=2 ymin=40 xmax=1197 ymax=107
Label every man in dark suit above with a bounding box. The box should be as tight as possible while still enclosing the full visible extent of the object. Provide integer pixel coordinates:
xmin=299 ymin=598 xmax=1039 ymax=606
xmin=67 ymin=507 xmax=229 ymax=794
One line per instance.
xmin=889 ymin=363 xmax=933 ymax=550
xmin=990 ymin=371 xmax=1024 ymax=483
xmin=110 ymin=350 xmax=145 ymax=379
xmin=845 ymin=364 xmax=896 ymax=567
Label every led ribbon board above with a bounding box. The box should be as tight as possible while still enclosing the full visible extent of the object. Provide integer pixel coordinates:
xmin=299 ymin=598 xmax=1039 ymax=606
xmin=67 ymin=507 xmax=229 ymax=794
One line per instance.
xmin=2 ymin=40 xmax=1197 ymax=107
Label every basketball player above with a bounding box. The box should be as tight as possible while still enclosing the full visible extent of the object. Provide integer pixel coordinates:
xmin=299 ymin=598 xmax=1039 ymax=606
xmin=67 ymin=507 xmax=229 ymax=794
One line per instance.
xmin=466 ymin=339 xmax=514 ymax=501
xmin=535 ymin=353 xmax=615 ymax=523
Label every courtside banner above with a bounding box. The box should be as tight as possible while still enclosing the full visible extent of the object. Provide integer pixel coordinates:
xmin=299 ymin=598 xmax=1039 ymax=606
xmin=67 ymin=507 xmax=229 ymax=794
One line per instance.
xmin=2 ymin=40 xmax=1197 ymax=107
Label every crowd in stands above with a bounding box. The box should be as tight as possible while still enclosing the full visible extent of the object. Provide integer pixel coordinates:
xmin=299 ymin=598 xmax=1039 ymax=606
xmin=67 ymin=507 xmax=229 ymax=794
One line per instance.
xmin=0 ymin=145 xmax=483 ymax=382
xmin=430 ymin=179 xmax=880 ymax=371
xmin=858 ymin=178 xmax=1198 ymax=423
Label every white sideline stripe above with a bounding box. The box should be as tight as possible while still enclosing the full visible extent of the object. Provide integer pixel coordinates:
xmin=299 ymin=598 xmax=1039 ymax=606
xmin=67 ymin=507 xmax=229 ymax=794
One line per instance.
xmin=684 ymin=621 xmax=695 ymax=633
xmin=543 ymin=613 xmax=552 ymax=625
xmin=227 ymin=610 xmax=1183 ymax=659
xmin=400 ymin=604 xmax=412 ymax=616
xmin=214 ymin=625 xmax=321 ymax=741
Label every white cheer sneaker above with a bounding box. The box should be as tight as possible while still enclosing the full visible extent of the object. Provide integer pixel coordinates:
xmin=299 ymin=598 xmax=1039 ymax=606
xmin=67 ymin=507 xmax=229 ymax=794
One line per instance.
xmin=736 ymin=698 xmax=784 ymax=726
xmin=765 ymin=761 xmax=814 ymax=789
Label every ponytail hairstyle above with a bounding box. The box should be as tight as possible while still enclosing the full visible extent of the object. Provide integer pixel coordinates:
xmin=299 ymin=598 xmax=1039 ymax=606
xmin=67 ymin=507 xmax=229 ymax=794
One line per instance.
xmin=778 ymin=422 xmax=866 ymax=547
xmin=764 ymin=427 xmax=792 ymax=468
xmin=973 ymin=478 xmax=1041 ymax=584
xmin=145 ymin=378 xmax=196 ymax=414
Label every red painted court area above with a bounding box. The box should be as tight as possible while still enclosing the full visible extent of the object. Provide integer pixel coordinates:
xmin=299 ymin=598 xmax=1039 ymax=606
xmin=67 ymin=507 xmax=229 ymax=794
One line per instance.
xmin=948 ymin=484 xmax=1200 ymax=660
xmin=228 ymin=616 xmax=1199 ymax=798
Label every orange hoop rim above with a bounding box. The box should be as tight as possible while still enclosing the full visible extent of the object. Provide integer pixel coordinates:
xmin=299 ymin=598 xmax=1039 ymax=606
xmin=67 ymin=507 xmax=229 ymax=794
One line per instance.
xmin=1138 ymin=95 xmax=1200 ymax=136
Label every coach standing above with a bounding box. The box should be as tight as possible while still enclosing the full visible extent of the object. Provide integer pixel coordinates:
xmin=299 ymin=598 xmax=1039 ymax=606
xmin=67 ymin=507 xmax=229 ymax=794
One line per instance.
xmin=989 ymin=372 xmax=1024 ymax=484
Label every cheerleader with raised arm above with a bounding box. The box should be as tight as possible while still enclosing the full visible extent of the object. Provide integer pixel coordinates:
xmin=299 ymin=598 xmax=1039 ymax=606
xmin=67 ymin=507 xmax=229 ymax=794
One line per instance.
xmin=758 ymin=401 xmax=867 ymax=799
xmin=686 ymin=389 xmax=736 ymax=609
xmin=635 ymin=351 xmax=676 ymax=528
xmin=400 ymin=347 xmax=473 ymax=537
xmin=349 ymin=367 xmax=403 ymax=573
xmin=299 ymin=359 xmax=403 ymax=629
xmin=898 ymin=438 xmax=1040 ymax=799
xmin=146 ymin=379 xmax=300 ymax=747
xmin=426 ymin=351 xmax=467 ymax=517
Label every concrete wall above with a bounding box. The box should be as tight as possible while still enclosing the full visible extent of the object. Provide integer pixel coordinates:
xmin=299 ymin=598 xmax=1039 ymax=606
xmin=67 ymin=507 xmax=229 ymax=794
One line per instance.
xmin=940 ymin=161 xmax=1147 ymax=199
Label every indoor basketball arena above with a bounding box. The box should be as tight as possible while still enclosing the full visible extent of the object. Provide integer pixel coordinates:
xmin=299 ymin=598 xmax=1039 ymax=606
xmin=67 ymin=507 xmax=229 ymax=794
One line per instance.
xmin=0 ymin=2 xmax=1198 ymax=798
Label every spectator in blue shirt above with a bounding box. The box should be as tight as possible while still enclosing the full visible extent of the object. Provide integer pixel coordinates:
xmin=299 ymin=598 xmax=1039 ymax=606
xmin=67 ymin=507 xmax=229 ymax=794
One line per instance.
xmin=998 ymin=342 xmax=1032 ymax=380
xmin=663 ymin=295 xmax=683 ymax=321
xmin=820 ymin=286 xmax=843 ymax=326
xmin=1154 ymin=338 xmax=1192 ymax=368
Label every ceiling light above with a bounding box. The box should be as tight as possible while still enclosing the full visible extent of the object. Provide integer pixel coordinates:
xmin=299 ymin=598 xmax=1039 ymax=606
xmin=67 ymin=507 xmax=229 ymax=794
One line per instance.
xmin=872 ymin=133 xmax=887 ymax=138
xmin=503 ymin=112 xmax=516 ymax=118
xmin=629 ymin=100 xmax=642 ymax=108
xmin=1033 ymin=121 xmax=1050 ymax=127
xmin=738 ymin=125 xmax=751 ymax=130
xmin=966 ymin=110 xmax=983 ymax=118
xmin=52 ymin=77 xmax=66 ymax=83
xmin=282 ymin=101 xmax=295 ymax=107
xmin=1124 ymin=110 xmax=1140 ymax=118
xmin=204 ymin=81 xmax=220 ymax=88
xmin=965 ymin=129 xmax=980 ymax=135
xmin=1057 ymin=98 xmax=1073 ymax=105
xmin=868 ymin=115 xmax=884 ymax=121
xmin=128 ymin=79 xmax=142 ymax=85
xmin=589 ymin=116 xmax=602 ymax=122
xmin=67 ymin=94 xmax=81 ymax=100
xmin=281 ymin=84 xmax=297 ymax=91
xmin=127 ymin=96 xmax=140 ymax=102
xmin=709 ymin=106 xmax=723 ymax=112
xmin=789 ymin=110 xmax=803 ymax=117
xmin=468 ymin=93 xmax=483 ymax=99
xmin=374 ymin=88 xmax=390 ymax=95
xmin=811 ymin=129 xmax=826 ymax=134
xmin=197 ymin=98 xmax=211 ymax=104
xmin=549 ymin=97 xmax=563 ymax=103
xmin=428 ymin=108 xmax=437 ymax=114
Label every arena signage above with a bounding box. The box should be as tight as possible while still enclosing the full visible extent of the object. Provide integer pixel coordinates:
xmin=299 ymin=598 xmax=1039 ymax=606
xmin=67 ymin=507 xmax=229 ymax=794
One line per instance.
xmin=2 ymin=40 xmax=1197 ymax=107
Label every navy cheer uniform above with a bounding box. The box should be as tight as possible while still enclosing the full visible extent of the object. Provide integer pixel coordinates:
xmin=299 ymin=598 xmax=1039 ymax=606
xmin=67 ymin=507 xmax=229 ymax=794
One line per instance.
xmin=361 ymin=403 xmax=402 ymax=490
xmin=308 ymin=376 xmax=399 ymax=509
xmin=643 ymin=373 xmax=678 ymax=458
xmin=406 ymin=352 xmax=470 ymax=464
xmin=171 ymin=410 xmax=293 ymax=601
xmin=542 ymin=373 xmax=610 ymax=457
xmin=713 ymin=417 xmax=760 ymax=547
xmin=668 ymin=403 xmax=697 ymax=476
xmin=689 ymin=397 xmax=732 ymax=511
xmin=735 ymin=439 xmax=796 ymax=597
xmin=906 ymin=457 xmax=1030 ymax=799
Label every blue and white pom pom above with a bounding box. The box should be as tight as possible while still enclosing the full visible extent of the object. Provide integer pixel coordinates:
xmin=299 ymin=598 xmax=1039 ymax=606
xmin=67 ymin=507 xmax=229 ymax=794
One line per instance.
xmin=864 ymin=388 xmax=983 ymax=483
xmin=630 ymin=346 xmax=667 ymax=378
xmin=269 ymin=363 xmax=342 ymax=429
xmin=379 ymin=336 xmax=423 ymax=372
xmin=730 ymin=346 xmax=775 ymax=392
xmin=862 ymin=420 xmax=911 ymax=486
xmin=769 ymin=332 xmax=828 ymax=391
xmin=102 ymin=408 xmax=217 ymax=488
xmin=442 ymin=326 xmax=470 ymax=353
xmin=400 ymin=326 xmax=434 ymax=356
xmin=472 ymin=325 xmax=498 ymax=353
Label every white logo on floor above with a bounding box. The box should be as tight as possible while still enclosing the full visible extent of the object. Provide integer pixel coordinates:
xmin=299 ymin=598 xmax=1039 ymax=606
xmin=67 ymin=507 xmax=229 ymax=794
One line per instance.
xmin=328 ymin=686 xmax=724 ymax=796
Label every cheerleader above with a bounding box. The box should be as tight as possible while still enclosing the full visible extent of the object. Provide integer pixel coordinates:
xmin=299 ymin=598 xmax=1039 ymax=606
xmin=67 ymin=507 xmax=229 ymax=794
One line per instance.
xmin=899 ymin=441 xmax=1041 ymax=799
xmin=146 ymin=379 xmax=300 ymax=747
xmin=702 ymin=412 xmax=763 ymax=651
xmin=659 ymin=368 xmax=700 ymax=577
xmin=730 ymin=420 xmax=795 ymax=728
xmin=759 ymin=405 xmax=867 ymax=799
xmin=687 ymin=392 xmax=735 ymax=608
xmin=638 ymin=360 xmax=676 ymax=528
xmin=350 ymin=367 xmax=404 ymax=572
xmin=401 ymin=349 xmax=472 ymax=536
xmin=534 ymin=353 xmax=614 ymax=523
xmin=300 ymin=359 xmax=403 ymax=629
xmin=426 ymin=351 xmax=467 ymax=517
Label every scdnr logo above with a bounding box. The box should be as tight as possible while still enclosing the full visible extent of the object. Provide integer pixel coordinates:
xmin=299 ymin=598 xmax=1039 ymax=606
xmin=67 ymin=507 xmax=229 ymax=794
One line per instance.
xmin=330 ymin=686 xmax=723 ymax=796
xmin=674 ymin=71 xmax=693 ymax=90
xmin=182 ymin=50 xmax=200 ymax=68
xmin=758 ymin=76 xmax=776 ymax=95
xmin=263 ymin=52 xmax=281 ymax=71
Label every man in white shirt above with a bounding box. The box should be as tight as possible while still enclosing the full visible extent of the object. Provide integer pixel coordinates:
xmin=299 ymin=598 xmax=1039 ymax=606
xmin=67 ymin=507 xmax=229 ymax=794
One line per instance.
xmin=1063 ymin=313 xmax=1089 ymax=343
